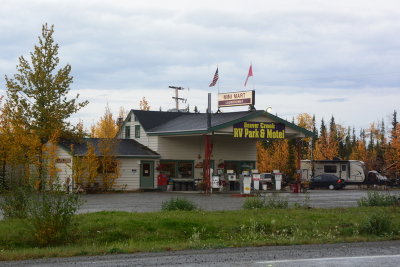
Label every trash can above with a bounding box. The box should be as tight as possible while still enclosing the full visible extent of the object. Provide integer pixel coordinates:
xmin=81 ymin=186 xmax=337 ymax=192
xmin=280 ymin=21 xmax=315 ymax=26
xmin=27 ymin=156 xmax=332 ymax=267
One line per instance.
xmin=262 ymin=183 xmax=267 ymax=191
xmin=291 ymin=183 xmax=299 ymax=193
xmin=167 ymin=179 xmax=173 ymax=191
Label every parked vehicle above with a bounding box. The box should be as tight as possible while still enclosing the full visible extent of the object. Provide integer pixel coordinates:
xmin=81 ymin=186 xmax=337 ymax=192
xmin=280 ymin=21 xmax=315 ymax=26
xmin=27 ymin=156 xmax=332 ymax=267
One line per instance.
xmin=309 ymin=174 xmax=346 ymax=190
xmin=366 ymin=171 xmax=390 ymax=185
xmin=301 ymin=160 xmax=366 ymax=184
xmin=260 ymin=173 xmax=291 ymax=187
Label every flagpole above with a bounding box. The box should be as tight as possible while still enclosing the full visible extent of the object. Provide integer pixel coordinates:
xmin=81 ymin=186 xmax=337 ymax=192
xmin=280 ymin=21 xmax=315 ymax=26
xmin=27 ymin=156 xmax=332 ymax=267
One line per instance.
xmin=251 ymin=62 xmax=255 ymax=91
xmin=217 ymin=65 xmax=219 ymax=94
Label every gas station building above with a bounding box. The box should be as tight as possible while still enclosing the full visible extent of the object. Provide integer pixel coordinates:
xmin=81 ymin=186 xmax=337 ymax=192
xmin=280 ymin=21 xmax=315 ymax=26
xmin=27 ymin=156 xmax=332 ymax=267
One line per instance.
xmin=116 ymin=105 xmax=314 ymax=192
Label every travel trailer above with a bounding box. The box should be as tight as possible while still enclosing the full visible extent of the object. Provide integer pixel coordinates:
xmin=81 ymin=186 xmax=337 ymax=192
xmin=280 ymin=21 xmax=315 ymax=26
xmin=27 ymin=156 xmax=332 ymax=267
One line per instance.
xmin=301 ymin=160 xmax=367 ymax=183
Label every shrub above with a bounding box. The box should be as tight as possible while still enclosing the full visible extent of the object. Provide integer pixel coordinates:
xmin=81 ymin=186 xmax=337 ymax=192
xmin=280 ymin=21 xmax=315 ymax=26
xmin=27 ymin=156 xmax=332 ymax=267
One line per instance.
xmin=243 ymin=196 xmax=265 ymax=209
xmin=358 ymin=191 xmax=399 ymax=207
xmin=0 ymin=186 xmax=82 ymax=246
xmin=26 ymin=191 xmax=82 ymax=246
xmin=0 ymin=186 xmax=33 ymax=219
xmin=161 ymin=197 xmax=197 ymax=211
xmin=242 ymin=194 xmax=289 ymax=210
xmin=359 ymin=212 xmax=393 ymax=236
xmin=264 ymin=193 xmax=289 ymax=209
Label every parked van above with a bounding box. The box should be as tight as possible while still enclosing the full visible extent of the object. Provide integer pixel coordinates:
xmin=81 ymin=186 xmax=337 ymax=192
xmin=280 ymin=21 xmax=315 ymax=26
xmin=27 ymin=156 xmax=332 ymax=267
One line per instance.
xmin=301 ymin=160 xmax=367 ymax=183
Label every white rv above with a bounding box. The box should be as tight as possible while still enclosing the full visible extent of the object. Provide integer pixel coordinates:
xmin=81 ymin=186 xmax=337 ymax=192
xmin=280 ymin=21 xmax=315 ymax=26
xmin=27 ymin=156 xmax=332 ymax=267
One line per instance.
xmin=301 ymin=160 xmax=366 ymax=183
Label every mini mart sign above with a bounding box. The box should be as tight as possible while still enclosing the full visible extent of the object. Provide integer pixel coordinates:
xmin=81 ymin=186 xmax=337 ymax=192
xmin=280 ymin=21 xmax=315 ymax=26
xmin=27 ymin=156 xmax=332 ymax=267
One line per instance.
xmin=218 ymin=90 xmax=254 ymax=108
xmin=233 ymin=121 xmax=285 ymax=139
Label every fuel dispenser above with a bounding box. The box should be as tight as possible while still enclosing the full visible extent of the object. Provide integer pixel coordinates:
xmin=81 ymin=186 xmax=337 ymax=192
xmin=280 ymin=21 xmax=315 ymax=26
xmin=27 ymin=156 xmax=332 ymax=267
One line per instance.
xmin=273 ymin=170 xmax=282 ymax=190
xmin=240 ymin=170 xmax=252 ymax=194
xmin=251 ymin=169 xmax=260 ymax=191
xmin=226 ymin=169 xmax=237 ymax=191
xmin=210 ymin=168 xmax=221 ymax=191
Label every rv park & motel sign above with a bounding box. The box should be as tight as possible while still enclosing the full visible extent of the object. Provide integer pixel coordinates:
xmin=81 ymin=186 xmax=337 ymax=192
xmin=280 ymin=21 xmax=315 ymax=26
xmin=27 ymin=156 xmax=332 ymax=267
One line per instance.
xmin=233 ymin=122 xmax=286 ymax=139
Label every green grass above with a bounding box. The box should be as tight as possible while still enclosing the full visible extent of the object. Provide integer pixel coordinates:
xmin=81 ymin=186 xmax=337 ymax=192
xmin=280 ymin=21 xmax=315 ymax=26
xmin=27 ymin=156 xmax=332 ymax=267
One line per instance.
xmin=1 ymin=207 xmax=400 ymax=261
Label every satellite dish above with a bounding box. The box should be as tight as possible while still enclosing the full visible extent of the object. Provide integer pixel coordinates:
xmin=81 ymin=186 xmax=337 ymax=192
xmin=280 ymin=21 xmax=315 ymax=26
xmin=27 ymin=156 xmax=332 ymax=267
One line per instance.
xmin=266 ymin=107 xmax=272 ymax=113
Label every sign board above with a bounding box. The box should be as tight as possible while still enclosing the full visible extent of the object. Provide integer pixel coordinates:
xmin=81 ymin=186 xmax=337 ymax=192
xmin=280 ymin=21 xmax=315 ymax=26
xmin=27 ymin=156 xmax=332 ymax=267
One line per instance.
xmin=233 ymin=121 xmax=285 ymax=139
xmin=218 ymin=90 xmax=255 ymax=108
xmin=56 ymin=158 xmax=71 ymax=163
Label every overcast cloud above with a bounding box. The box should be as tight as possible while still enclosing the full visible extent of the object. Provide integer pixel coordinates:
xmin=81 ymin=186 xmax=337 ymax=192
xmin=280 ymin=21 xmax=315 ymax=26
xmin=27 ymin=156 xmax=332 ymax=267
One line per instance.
xmin=1 ymin=0 xmax=399 ymax=131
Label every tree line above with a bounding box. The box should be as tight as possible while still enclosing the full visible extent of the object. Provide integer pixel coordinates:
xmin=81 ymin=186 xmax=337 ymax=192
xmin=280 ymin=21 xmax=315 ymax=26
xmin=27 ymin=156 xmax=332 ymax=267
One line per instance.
xmin=257 ymin=112 xmax=400 ymax=179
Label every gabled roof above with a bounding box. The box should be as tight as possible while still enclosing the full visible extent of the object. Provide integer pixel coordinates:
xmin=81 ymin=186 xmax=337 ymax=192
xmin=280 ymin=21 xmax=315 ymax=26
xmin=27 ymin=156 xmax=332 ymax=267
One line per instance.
xmin=59 ymin=138 xmax=160 ymax=158
xmin=131 ymin=109 xmax=314 ymax=137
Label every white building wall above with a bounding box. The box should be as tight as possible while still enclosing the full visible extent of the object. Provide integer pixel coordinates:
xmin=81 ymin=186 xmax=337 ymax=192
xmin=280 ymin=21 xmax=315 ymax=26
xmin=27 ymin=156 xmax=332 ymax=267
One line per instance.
xmin=157 ymin=135 xmax=257 ymax=178
xmin=54 ymin=146 xmax=73 ymax=187
xmin=113 ymin=158 xmax=141 ymax=190
xmin=118 ymin=111 xmax=159 ymax=152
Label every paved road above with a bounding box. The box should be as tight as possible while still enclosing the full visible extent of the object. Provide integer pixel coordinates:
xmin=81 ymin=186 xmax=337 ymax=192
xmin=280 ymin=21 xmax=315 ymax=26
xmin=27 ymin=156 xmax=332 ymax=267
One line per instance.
xmin=3 ymin=240 xmax=400 ymax=266
xmin=78 ymin=189 xmax=400 ymax=214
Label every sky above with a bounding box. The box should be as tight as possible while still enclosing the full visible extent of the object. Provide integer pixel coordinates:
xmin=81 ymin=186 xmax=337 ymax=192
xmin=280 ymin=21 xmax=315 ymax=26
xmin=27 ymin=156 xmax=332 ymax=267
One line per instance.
xmin=1 ymin=0 xmax=400 ymax=132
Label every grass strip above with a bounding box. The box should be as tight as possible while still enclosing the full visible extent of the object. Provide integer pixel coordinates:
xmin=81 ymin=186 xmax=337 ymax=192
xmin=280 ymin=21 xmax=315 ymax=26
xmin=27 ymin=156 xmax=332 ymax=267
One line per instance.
xmin=0 ymin=206 xmax=399 ymax=261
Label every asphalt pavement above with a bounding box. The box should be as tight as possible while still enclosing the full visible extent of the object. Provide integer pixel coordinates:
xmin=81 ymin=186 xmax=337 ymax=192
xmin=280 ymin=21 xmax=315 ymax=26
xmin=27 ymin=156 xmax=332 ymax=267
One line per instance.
xmin=3 ymin=240 xmax=400 ymax=266
xmin=78 ymin=189 xmax=400 ymax=214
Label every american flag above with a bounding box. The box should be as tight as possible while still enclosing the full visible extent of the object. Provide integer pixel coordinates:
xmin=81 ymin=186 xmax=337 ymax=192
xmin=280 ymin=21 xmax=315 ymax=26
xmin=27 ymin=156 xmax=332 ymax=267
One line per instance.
xmin=209 ymin=68 xmax=219 ymax=87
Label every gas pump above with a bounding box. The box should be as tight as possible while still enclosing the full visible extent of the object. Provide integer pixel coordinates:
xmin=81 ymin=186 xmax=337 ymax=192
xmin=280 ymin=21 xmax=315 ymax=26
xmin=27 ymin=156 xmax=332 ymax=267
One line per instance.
xmin=210 ymin=168 xmax=220 ymax=191
xmin=273 ymin=170 xmax=282 ymax=190
xmin=251 ymin=169 xmax=260 ymax=191
xmin=240 ymin=170 xmax=252 ymax=195
xmin=226 ymin=169 xmax=237 ymax=191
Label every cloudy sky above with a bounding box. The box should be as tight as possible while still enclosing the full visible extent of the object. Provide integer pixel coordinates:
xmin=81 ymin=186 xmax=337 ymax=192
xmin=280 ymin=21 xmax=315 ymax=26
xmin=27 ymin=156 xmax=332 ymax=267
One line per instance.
xmin=1 ymin=0 xmax=399 ymax=132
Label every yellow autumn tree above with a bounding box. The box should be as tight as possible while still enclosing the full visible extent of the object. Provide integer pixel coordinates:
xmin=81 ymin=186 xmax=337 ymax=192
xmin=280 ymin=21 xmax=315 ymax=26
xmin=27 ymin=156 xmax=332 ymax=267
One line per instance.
xmin=140 ymin=97 xmax=150 ymax=111
xmin=89 ymin=105 xmax=121 ymax=191
xmin=0 ymin=100 xmax=41 ymax=187
xmin=91 ymin=104 xmax=119 ymax=138
xmin=42 ymin=130 xmax=62 ymax=190
xmin=98 ymin=138 xmax=120 ymax=190
xmin=257 ymin=139 xmax=290 ymax=173
xmin=256 ymin=141 xmax=269 ymax=173
xmin=296 ymin=113 xmax=313 ymax=159
xmin=71 ymin=142 xmax=100 ymax=191
xmin=350 ymin=140 xmax=368 ymax=162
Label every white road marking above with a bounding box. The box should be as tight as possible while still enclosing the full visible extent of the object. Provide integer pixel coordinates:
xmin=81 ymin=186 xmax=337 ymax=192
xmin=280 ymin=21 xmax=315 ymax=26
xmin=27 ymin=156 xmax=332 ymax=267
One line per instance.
xmin=256 ymin=254 xmax=400 ymax=264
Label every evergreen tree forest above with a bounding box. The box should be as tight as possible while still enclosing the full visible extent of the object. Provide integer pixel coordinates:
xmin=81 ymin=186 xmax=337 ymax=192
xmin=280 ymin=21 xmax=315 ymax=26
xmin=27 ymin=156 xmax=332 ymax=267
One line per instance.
xmin=257 ymin=111 xmax=400 ymax=180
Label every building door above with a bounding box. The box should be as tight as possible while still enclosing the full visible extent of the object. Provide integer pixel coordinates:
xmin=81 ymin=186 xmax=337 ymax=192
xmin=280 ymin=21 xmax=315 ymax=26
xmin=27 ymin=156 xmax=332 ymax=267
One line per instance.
xmin=340 ymin=164 xmax=348 ymax=180
xmin=140 ymin=161 xmax=154 ymax=188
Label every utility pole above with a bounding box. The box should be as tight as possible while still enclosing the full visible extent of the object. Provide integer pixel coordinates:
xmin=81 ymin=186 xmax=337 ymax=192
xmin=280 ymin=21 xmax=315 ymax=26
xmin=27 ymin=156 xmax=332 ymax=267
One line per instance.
xmin=169 ymin=86 xmax=186 ymax=110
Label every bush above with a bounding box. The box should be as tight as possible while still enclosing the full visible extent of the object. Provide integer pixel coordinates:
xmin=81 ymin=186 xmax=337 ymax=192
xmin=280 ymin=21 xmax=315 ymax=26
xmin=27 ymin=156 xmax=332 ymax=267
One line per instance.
xmin=26 ymin=191 xmax=82 ymax=246
xmin=242 ymin=194 xmax=289 ymax=210
xmin=0 ymin=186 xmax=33 ymax=219
xmin=243 ymin=197 xmax=265 ymax=209
xmin=0 ymin=186 xmax=82 ymax=246
xmin=264 ymin=193 xmax=289 ymax=209
xmin=161 ymin=197 xmax=197 ymax=211
xmin=358 ymin=191 xmax=399 ymax=207
xmin=359 ymin=212 xmax=393 ymax=236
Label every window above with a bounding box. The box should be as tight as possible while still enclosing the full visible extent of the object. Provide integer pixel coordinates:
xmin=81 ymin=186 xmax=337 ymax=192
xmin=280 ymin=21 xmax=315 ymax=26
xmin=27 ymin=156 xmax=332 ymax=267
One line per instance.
xmin=98 ymin=160 xmax=119 ymax=174
xmin=160 ymin=161 xmax=176 ymax=177
xmin=127 ymin=115 xmax=131 ymax=122
xmin=135 ymin=125 xmax=140 ymax=138
xmin=160 ymin=160 xmax=194 ymax=178
xmin=324 ymin=165 xmax=337 ymax=173
xmin=177 ymin=162 xmax=193 ymax=178
xmin=341 ymin=165 xmax=347 ymax=172
xmin=134 ymin=115 xmax=138 ymax=121
xmin=125 ymin=126 xmax=130 ymax=139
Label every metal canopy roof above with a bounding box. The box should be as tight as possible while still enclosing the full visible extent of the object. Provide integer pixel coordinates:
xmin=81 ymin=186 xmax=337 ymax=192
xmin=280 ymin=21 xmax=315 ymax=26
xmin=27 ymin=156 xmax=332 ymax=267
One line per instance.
xmin=132 ymin=109 xmax=314 ymax=138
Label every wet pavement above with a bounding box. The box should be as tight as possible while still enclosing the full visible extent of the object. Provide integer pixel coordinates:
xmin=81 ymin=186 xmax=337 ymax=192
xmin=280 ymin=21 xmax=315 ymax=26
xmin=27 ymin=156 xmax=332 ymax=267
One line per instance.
xmin=78 ymin=189 xmax=400 ymax=214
